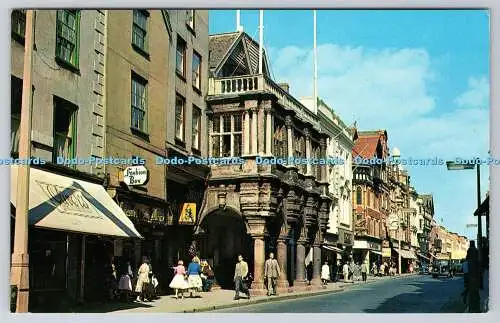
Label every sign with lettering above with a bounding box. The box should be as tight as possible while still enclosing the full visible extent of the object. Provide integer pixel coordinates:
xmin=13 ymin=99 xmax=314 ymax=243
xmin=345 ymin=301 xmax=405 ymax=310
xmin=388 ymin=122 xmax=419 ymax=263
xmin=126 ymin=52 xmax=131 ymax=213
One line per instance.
xmin=382 ymin=247 xmax=391 ymax=258
xmin=123 ymin=166 xmax=149 ymax=186
xmin=179 ymin=203 xmax=197 ymax=225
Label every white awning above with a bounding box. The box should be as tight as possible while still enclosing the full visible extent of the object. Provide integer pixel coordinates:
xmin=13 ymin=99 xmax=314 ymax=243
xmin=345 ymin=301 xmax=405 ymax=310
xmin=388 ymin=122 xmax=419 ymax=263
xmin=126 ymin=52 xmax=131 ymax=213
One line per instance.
xmin=394 ymin=249 xmax=417 ymax=259
xmin=322 ymin=245 xmax=343 ymax=253
xmin=417 ymin=253 xmax=430 ymax=261
xmin=370 ymin=250 xmax=382 ymax=256
xmin=10 ymin=165 xmax=142 ymax=239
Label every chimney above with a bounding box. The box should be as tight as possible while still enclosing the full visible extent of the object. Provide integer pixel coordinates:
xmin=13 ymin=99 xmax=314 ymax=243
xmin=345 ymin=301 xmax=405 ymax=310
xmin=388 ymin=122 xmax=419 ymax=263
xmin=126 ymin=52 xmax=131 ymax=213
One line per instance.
xmin=278 ymin=83 xmax=289 ymax=93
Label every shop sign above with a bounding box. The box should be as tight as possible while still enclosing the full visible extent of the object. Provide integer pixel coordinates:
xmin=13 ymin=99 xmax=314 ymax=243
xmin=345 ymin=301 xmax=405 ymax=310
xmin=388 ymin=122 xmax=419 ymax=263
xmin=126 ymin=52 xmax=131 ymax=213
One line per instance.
xmin=179 ymin=203 xmax=197 ymax=225
xmin=382 ymin=247 xmax=391 ymax=257
xmin=338 ymin=228 xmax=353 ymax=246
xmin=123 ymin=166 xmax=149 ymax=186
xmin=368 ymin=242 xmax=381 ymax=251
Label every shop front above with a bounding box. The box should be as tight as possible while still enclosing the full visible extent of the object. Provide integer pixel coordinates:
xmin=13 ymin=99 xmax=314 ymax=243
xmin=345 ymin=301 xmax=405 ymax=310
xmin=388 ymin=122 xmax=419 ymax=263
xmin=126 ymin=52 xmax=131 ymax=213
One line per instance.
xmin=353 ymin=239 xmax=382 ymax=267
xmin=338 ymin=227 xmax=354 ymax=263
xmin=10 ymin=165 xmax=142 ymax=311
xmin=393 ymin=247 xmax=418 ymax=273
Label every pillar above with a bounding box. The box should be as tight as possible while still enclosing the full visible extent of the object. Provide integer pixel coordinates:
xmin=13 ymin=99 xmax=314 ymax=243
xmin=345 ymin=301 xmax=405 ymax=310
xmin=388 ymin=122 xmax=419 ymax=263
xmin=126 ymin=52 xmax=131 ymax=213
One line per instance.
xmin=265 ymin=109 xmax=272 ymax=155
xmin=251 ymin=109 xmax=258 ymax=155
xmin=244 ymin=110 xmax=250 ymax=155
xmin=258 ymin=107 xmax=265 ymax=155
xmin=276 ymin=238 xmax=290 ymax=291
xmin=294 ymin=240 xmax=307 ymax=289
xmin=320 ymin=138 xmax=327 ymax=182
xmin=305 ymin=130 xmax=312 ymax=176
xmin=310 ymin=245 xmax=322 ymax=286
xmin=286 ymin=116 xmax=294 ymax=162
xmin=251 ymin=236 xmax=266 ymax=294
xmin=208 ymin=116 xmax=213 ymax=156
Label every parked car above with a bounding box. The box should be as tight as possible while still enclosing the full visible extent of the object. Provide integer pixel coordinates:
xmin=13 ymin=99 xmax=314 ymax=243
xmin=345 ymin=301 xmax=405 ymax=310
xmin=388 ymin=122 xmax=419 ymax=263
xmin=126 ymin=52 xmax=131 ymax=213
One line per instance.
xmin=431 ymin=259 xmax=452 ymax=278
xmin=419 ymin=264 xmax=429 ymax=275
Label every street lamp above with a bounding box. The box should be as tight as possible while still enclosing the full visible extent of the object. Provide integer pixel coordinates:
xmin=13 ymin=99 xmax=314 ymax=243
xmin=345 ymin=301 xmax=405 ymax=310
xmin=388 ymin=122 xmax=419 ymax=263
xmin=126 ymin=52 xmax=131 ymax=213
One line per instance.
xmin=446 ymin=161 xmax=482 ymax=287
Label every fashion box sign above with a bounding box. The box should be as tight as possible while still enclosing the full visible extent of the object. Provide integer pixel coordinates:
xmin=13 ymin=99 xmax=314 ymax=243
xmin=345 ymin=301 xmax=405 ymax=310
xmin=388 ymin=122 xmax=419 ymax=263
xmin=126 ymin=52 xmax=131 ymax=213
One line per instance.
xmin=123 ymin=166 xmax=149 ymax=186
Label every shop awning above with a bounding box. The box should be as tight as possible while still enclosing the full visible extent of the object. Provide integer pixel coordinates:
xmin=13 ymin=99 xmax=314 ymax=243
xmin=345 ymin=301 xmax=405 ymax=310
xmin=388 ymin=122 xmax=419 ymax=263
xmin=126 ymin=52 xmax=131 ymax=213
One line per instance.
xmin=322 ymin=245 xmax=343 ymax=253
xmin=417 ymin=253 xmax=430 ymax=261
xmin=10 ymin=165 xmax=142 ymax=239
xmin=370 ymin=250 xmax=382 ymax=256
xmin=393 ymin=249 xmax=417 ymax=259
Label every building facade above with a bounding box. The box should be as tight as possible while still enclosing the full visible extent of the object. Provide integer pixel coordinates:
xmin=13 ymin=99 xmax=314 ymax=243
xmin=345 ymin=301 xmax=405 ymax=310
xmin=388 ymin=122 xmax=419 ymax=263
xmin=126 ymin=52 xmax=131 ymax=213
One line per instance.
xmin=200 ymin=31 xmax=332 ymax=294
xmin=351 ymin=130 xmax=391 ymax=266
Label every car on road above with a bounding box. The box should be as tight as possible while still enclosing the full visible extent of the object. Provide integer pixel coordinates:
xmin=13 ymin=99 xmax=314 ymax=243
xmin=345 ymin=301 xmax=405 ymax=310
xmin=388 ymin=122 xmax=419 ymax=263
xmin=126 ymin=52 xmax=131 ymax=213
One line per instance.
xmin=431 ymin=259 xmax=452 ymax=278
xmin=419 ymin=264 xmax=430 ymax=275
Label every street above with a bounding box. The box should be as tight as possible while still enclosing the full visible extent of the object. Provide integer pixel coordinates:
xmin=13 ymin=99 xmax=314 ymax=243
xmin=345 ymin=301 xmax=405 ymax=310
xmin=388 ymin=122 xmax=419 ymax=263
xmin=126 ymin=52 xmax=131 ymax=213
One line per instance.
xmin=212 ymin=275 xmax=465 ymax=313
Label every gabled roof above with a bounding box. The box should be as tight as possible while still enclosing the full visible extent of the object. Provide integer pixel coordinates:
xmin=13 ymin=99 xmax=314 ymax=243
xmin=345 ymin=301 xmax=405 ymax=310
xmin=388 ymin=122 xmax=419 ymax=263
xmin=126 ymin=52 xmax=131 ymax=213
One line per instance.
xmin=209 ymin=31 xmax=271 ymax=77
xmin=352 ymin=130 xmax=388 ymax=159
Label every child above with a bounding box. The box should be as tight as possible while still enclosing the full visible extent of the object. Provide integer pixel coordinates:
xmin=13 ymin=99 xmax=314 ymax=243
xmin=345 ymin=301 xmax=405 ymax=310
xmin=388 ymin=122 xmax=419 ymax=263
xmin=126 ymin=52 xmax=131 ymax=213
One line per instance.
xmin=169 ymin=260 xmax=190 ymax=299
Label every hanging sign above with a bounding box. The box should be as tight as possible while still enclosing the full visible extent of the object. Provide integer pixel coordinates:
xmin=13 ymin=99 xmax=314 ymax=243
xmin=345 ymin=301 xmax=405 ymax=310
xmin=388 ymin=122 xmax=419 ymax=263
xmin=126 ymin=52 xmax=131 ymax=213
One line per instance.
xmin=179 ymin=203 xmax=197 ymax=225
xmin=123 ymin=166 xmax=149 ymax=186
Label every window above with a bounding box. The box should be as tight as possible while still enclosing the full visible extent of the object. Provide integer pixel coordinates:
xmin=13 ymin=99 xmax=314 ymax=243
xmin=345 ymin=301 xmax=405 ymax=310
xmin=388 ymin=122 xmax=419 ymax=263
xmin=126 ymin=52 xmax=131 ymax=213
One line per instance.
xmin=175 ymin=95 xmax=185 ymax=141
xmin=192 ymin=106 xmax=201 ymax=151
xmin=356 ymin=187 xmax=362 ymax=205
xmin=131 ymin=73 xmax=148 ymax=133
xmin=192 ymin=51 xmax=201 ymax=90
xmin=11 ymin=76 xmax=22 ymax=156
xmin=211 ymin=114 xmax=243 ymax=157
xmin=132 ymin=10 xmax=148 ymax=53
xmin=56 ymin=10 xmax=80 ymax=69
xmin=295 ymin=134 xmax=306 ymax=174
xmin=356 ymin=214 xmax=363 ymax=221
xmin=273 ymin=124 xmax=287 ymax=158
xmin=53 ymin=97 xmax=77 ymax=163
xmin=11 ymin=9 xmax=26 ymax=41
xmin=186 ymin=10 xmax=195 ymax=31
xmin=176 ymin=37 xmax=186 ymax=77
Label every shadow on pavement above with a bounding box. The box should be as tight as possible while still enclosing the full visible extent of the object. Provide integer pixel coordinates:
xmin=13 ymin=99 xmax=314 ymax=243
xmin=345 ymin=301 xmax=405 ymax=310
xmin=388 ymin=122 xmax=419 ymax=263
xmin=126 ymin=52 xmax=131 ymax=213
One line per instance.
xmin=363 ymin=277 xmax=464 ymax=313
xmin=61 ymin=301 xmax=154 ymax=313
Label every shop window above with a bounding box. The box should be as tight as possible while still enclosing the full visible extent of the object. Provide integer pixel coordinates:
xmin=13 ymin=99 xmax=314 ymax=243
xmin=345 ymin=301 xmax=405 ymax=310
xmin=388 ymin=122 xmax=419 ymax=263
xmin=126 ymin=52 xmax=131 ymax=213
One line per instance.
xmin=53 ymin=96 xmax=77 ymax=164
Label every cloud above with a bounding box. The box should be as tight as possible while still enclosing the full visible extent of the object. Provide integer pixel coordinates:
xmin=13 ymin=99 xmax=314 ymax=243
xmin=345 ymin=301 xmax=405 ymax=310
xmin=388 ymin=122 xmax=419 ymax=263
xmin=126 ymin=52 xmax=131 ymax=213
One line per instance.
xmin=454 ymin=76 xmax=490 ymax=109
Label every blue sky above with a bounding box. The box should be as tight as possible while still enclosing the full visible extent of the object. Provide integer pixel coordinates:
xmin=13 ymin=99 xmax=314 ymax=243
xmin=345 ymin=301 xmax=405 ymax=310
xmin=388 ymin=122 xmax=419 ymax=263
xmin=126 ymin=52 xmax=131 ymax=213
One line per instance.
xmin=209 ymin=10 xmax=490 ymax=239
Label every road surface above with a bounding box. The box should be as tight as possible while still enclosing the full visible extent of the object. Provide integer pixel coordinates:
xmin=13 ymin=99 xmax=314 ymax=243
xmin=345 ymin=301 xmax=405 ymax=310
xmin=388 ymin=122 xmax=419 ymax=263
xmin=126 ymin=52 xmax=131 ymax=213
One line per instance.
xmin=212 ymin=275 xmax=464 ymax=313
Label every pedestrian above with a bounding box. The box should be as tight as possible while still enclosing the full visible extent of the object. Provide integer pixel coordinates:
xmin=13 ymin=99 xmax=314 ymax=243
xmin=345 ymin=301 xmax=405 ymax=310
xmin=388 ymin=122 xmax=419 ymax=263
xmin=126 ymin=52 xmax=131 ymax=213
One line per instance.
xmin=234 ymin=254 xmax=250 ymax=300
xmin=118 ymin=260 xmax=133 ymax=302
xmin=306 ymin=261 xmax=313 ymax=285
xmin=343 ymin=262 xmax=350 ymax=283
xmin=465 ymin=241 xmax=480 ymax=312
xmin=361 ymin=260 xmax=368 ymax=282
xmin=187 ymin=256 xmax=203 ymax=298
xmin=134 ymin=257 xmax=150 ymax=302
xmin=201 ymin=260 xmax=215 ymax=292
xmin=321 ymin=261 xmax=330 ymax=286
xmin=264 ymin=252 xmax=280 ymax=296
xmin=169 ymin=260 xmax=190 ymax=299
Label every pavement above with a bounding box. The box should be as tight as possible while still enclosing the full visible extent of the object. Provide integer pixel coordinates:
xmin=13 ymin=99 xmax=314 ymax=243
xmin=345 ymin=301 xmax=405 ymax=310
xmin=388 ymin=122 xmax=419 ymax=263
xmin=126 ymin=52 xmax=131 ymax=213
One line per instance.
xmin=76 ymin=273 xmax=420 ymax=313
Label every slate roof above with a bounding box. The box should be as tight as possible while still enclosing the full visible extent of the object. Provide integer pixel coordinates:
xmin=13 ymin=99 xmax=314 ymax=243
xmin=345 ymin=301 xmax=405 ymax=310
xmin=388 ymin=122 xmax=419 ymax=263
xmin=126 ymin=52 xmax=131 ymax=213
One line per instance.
xmin=209 ymin=32 xmax=240 ymax=70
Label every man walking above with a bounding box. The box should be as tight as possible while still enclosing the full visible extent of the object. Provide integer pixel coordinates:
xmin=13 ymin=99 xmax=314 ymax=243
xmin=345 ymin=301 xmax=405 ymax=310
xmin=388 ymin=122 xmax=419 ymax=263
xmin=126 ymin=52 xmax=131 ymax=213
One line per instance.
xmin=264 ymin=252 xmax=280 ymax=296
xmin=361 ymin=260 xmax=368 ymax=282
xmin=233 ymin=254 xmax=250 ymax=300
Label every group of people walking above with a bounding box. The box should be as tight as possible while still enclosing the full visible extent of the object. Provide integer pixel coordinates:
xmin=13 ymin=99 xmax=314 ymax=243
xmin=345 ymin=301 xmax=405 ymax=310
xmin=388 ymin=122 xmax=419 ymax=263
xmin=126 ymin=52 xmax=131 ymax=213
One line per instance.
xmin=169 ymin=257 xmax=216 ymax=299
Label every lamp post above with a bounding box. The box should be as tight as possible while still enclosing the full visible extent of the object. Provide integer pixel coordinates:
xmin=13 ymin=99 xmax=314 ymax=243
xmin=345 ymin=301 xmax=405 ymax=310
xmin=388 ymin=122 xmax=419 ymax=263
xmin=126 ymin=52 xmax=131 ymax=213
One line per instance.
xmin=446 ymin=161 xmax=482 ymax=287
xmin=11 ymin=9 xmax=35 ymax=313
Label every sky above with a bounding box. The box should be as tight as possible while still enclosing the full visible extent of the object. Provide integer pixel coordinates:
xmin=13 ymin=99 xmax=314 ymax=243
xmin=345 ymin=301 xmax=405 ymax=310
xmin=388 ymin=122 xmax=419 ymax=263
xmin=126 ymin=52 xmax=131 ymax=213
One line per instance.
xmin=209 ymin=9 xmax=490 ymax=240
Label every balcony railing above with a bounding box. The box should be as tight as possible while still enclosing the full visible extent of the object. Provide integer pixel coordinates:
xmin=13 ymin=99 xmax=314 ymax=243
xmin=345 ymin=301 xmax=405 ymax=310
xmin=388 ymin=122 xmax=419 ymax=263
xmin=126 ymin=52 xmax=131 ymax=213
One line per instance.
xmin=209 ymin=74 xmax=320 ymax=131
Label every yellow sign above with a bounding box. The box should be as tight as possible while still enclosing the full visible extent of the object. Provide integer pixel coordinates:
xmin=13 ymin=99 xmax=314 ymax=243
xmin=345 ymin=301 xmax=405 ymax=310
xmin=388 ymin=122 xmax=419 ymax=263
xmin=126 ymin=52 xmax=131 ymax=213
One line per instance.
xmin=179 ymin=203 xmax=197 ymax=225
xmin=382 ymin=247 xmax=391 ymax=258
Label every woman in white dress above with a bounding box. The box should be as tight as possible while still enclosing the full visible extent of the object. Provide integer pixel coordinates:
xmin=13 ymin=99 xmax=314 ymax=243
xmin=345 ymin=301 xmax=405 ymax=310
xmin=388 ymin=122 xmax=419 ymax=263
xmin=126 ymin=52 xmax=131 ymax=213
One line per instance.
xmin=169 ymin=260 xmax=190 ymax=299
xmin=135 ymin=257 xmax=150 ymax=302
xmin=321 ymin=261 xmax=330 ymax=286
xmin=186 ymin=256 xmax=203 ymax=297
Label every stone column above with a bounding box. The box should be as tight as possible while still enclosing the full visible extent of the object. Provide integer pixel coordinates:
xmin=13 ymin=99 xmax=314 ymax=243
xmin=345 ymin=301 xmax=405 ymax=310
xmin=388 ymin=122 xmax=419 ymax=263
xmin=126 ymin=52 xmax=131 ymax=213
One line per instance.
xmin=258 ymin=107 xmax=265 ymax=155
xmin=276 ymin=237 xmax=290 ymax=291
xmin=310 ymin=244 xmax=322 ymax=287
xmin=265 ymin=109 xmax=272 ymax=155
xmin=285 ymin=116 xmax=294 ymax=163
xmin=251 ymin=109 xmax=258 ymax=155
xmin=246 ymin=217 xmax=267 ymax=295
xmin=208 ymin=116 xmax=214 ymax=156
xmin=294 ymin=238 xmax=307 ymax=289
xmin=305 ymin=129 xmax=312 ymax=175
xmin=244 ymin=110 xmax=250 ymax=155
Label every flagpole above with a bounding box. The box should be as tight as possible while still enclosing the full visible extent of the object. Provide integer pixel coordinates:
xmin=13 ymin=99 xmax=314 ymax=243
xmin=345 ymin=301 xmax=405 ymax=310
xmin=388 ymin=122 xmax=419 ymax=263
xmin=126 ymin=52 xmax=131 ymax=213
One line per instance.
xmin=236 ymin=10 xmax=242 ymax=32
xmin=259 ymin=10 xmax=264 ymax=74
xmin=11 ymin=9 xmax=35 ymax=313
xmin=313 ymin=10 xmax=318 ymax=114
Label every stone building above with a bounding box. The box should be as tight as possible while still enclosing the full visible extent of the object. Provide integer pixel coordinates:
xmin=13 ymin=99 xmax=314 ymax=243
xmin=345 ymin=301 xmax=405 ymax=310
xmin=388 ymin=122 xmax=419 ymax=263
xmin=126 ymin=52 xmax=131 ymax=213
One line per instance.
xmin=10 ymin=10 xmax=141 ymax=310
xmin=162 ymin=9 xmax=210 ymax=274
xmin=303 ymin=98 xmax=355 ymax=263
xmin=351 ymin=130 xmax=391 ymax=266
xmin=199 ymin=30 xmax=332 ymax=294
xmin=419 ymin=194 xmax=434 ymax=258
xmin=103 ymin=10 xmax=173 ymax=279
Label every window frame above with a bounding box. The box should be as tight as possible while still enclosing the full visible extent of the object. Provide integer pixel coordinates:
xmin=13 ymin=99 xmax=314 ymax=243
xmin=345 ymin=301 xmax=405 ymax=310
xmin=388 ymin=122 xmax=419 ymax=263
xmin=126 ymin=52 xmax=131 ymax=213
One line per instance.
xmin=132 ymin=9 xmax=149 ymax=57
xmin=210 ymin=114 xmax=243 ymax=158
xmin=11 ymin=9 xmax=26 ymax=44
xmin=192 ymin=50 xmax=202 ymax=91
xmin=176 ymin=36 xmax=187 ymax=79
xmin=130 ymin=72 xmax=149 ymax=135
xmin=175 ymin=94 xmax=186 ymax=143
xmin=55 ymin=9 xmax=80 ymax=72
xmin=186 ymin=10 xmax=195 ymax=32
xmin=356 ymin=187 xmax=363 ymax=205
xmin=192 ymin=105 xmax=201 ymax=152
xmin=52 ymin=96 xmax=78 ymax=165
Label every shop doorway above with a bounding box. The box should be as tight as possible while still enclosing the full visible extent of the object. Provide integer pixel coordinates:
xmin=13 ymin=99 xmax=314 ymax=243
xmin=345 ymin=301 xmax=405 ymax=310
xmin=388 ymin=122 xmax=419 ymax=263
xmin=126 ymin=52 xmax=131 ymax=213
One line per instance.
xmin=197 ymin=208 xmax=253 ymax=289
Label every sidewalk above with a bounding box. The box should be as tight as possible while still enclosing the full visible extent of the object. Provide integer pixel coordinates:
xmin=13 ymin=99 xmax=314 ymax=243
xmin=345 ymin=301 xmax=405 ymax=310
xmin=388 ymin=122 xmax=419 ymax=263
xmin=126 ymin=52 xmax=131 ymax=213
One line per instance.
xmin=93 ymin=273 xmax=418 ymax=313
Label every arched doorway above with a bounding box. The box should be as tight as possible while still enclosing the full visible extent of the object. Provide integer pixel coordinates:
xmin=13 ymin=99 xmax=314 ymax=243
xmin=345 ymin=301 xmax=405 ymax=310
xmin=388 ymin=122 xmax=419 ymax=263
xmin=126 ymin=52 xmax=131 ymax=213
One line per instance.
xmin=197 ymin=208 xmax=253 ymax=289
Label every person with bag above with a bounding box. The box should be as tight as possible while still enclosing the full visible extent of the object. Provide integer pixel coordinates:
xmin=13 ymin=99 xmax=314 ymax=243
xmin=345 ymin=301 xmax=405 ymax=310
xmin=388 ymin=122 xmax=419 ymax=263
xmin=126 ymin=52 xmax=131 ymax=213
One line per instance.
xmin=134 ymin=257 xmax=150 ymax=302
xmin=233 ymin=254 xmax=250 ymax=300
xmin=169 ymin=260 xmax=190 ymax=299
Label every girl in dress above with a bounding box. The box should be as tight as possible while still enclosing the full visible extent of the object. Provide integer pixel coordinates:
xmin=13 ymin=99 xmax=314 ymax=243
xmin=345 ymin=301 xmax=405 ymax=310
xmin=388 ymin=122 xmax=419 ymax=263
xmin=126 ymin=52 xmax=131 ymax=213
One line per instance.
xmin=169 ymin=260 xmax=189 ymax=299
xmin=187 ymin=257 xmax=203 ymax=297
